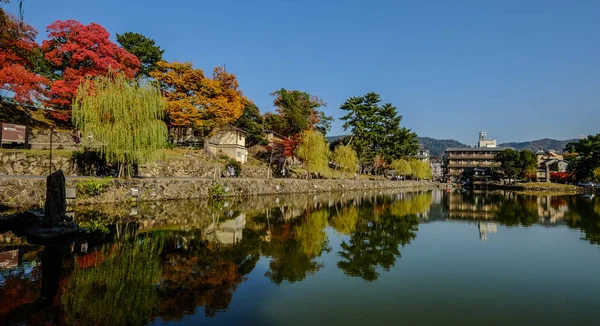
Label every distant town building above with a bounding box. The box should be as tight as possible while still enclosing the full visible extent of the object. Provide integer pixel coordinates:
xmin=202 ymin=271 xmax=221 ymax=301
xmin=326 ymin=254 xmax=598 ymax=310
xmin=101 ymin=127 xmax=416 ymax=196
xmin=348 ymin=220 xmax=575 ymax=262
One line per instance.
xmin=535 ymin=150 xmax=569 ymax=181
xmin=443 ymin=132 xmax=503 ymax=180
xmin=416 ymin=145 xmax=430 ymax=162
xmin=208 ymin=126 xmax=248 ymax=163
xmin=430 ymin=159 xmax=443 ymax=181
xmin=248 ymin=130 xmax=286 ymax=156
xmin=477 ymin=131 xmax=497 ymax=148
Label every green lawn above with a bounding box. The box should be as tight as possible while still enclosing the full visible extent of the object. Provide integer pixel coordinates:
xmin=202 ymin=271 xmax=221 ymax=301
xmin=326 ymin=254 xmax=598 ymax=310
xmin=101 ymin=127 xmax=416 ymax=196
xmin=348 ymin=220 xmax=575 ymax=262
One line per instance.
xmin=515 ymin=182 xmax=578 ymax=191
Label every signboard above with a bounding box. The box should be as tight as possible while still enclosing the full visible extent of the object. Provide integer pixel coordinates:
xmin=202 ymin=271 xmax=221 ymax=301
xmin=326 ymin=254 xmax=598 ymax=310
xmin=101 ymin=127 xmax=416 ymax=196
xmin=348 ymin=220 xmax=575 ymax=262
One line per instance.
xmin=0 ymin=123 xmax=29 ymax=145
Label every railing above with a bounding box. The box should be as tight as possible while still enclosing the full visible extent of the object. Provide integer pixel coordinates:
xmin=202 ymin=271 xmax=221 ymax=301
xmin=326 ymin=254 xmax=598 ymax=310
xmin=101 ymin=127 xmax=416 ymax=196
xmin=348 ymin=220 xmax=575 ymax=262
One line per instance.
xmin=447 ymin=155 xmax=498 ymax=159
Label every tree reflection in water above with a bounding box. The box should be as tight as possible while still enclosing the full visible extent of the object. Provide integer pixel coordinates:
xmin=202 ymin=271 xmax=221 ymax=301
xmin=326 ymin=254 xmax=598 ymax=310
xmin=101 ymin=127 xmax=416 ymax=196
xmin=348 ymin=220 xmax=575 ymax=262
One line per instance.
xmin=62 ymin=235 xmax=164 ymax=325
xmin=5 ymin=189 xmax=600 ymax=324
xmin=263 ymin=208 xmax=330 ymax=284
xmin=565 ymin=195 xmax=600 ymax=245
xmin=336 ymin=193 xmax=427 ymax=282
xmin=158 ymin=228 xmax=262 ymax=319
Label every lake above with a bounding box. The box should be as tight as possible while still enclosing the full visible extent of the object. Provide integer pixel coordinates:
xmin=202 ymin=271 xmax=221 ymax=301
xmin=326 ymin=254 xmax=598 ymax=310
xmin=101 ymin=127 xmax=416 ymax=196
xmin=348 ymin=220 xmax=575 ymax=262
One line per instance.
xmin=1 ymin=190 xmax=600 ymax=325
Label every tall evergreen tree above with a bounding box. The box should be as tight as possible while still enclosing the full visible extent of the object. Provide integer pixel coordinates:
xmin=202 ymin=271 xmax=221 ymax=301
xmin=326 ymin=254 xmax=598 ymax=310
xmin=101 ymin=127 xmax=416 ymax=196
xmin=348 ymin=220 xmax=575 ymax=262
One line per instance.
xmin=116 ymin=32 xmax=164 ymax=79
xmin=234 ymin=101 xmax=266 ymax=147
xmin=340 ymin=92 xmax=418 ymax=171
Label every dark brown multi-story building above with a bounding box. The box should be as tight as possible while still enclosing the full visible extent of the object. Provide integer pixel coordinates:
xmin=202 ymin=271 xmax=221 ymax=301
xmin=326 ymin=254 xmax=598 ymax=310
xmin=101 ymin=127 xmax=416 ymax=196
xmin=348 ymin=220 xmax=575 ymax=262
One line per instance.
xmin=443 ymin=132 xmax=504 ymax=180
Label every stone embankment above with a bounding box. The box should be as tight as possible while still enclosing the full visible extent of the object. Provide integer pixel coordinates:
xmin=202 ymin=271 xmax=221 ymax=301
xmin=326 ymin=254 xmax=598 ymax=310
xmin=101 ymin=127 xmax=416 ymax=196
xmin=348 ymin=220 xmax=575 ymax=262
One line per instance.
xmin=0 ymin=151 xmax=270 ymax=178
xmin=0 ymin=177 xmax=444 ymax=209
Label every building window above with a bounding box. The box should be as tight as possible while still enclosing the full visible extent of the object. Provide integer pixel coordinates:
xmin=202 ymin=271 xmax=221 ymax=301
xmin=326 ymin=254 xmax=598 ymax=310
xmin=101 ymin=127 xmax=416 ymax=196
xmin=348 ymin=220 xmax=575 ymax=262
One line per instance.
xmin=239 ymin=133 xmax=242 ymax=141
xmin=237 ymin=151 xmax=241 ymax=157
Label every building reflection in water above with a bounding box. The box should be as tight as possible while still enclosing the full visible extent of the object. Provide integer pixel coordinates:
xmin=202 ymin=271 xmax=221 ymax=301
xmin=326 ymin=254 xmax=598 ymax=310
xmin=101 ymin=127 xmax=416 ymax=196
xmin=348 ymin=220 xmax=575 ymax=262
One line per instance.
xmin=1 ymin=189 xmax=600 ymax=325
xmin=478 ymin=222 xmax=498 ymax=241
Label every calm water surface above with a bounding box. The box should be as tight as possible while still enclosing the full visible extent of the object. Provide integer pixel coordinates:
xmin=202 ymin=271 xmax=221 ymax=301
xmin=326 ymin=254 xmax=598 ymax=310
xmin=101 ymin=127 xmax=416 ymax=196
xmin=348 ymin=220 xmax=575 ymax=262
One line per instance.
xmin=1 ymin=190 xmax=600 ymax=325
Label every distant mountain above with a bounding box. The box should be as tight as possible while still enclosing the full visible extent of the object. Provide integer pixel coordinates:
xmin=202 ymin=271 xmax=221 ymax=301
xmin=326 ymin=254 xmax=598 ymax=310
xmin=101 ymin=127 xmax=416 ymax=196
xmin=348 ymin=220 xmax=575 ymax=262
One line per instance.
xmin=326 ymin=135 xmax=347 ymax=143
xmin=417 ymin=137 xmax=466 ymax=157
xmin=498 ymin=138 xmax=578 ymax=152
xmin=326 ymin=135 xmax=578 ymax=157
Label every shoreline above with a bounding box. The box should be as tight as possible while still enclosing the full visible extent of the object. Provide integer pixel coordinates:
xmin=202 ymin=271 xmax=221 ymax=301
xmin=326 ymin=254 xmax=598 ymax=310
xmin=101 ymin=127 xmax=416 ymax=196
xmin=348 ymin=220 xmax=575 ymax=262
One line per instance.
xmin=465 ymin=182 xmax=583 ymax=194
xmin=0 ymin=177 xmax=447 ymax=209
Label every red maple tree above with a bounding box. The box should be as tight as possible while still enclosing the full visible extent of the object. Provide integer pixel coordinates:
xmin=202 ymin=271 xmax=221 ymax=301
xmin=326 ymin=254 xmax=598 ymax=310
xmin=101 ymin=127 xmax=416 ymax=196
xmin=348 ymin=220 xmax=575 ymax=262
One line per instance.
xmin=42 ymin=20 xmax=140 ymax=120
xmin=550 ymin=171 xmax=570 ymax=183
xmin=0 ymin=13 xmax=49 ymax=103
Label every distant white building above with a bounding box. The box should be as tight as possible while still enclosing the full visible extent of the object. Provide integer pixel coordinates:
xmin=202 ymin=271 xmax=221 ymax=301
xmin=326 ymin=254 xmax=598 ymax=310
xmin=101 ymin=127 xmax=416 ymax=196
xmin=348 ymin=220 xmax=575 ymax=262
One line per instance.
xmin=477 ymin=132 xmax=497 ymax=148
xmin=478 ymin=222 xmax=498 ymax=241
xmin=430 ymin=160 xmax=443 ymax=181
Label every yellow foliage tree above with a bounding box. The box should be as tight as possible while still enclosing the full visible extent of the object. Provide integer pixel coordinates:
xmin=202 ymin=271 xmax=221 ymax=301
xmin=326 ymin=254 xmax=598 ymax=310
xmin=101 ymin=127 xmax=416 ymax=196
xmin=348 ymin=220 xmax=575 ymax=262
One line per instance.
xmin=332 ymin=144 xmax=358 ymax=173
xmin=330 ymin=205 xmax=358 ymax=235
xmin=296 ymin=130 xmax=330 ymax=172
xmin=150 ymin=61 xmax=246 ymax=141
xmin=594 ymin=167 xmax=600 ymax=183
xmin=410 ymin=160 xmax=432 ymax=180
xmin=391 ymin=159 xmax=412 ymax=177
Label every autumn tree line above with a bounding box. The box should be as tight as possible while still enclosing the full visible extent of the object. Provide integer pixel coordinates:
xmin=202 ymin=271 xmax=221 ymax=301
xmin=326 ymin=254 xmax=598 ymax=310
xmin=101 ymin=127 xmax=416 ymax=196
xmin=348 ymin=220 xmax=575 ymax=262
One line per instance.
xmin=0 ymin=6 xmax=427 ymax=177
xmin=492 ymin=134 xmax=600 ymax=184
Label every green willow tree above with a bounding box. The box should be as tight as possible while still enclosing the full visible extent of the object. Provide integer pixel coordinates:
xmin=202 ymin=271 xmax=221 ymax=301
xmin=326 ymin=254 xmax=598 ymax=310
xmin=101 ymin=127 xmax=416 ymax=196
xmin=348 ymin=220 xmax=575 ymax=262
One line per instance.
xmin=72 ymin=72 xmax=168 ymax=177
xmin=296 ymin=130 xmax=330 ymax=172
xmin=391 ymin=159 xmax=412 ymax=178
xmin=62 ymin=235 xmax=165 ymax=325
xmin=331 ymin=144 xmax=358 ymax=173
xmin=410 ymin=160 xmax=432 ymax=180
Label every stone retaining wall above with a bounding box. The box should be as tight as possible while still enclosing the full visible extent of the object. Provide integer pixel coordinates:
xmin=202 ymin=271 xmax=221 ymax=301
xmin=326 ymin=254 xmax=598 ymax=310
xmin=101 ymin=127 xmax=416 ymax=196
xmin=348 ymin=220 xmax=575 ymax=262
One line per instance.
xmin=0 ymin=151 xmax=270 ymax=178
xmin=0 ymin=152 xmax=76 ymax=175
xmin=138 ymin=158 xmax=269 ymax=179
xmin=0 ymin=177 xmax=442 ymax=209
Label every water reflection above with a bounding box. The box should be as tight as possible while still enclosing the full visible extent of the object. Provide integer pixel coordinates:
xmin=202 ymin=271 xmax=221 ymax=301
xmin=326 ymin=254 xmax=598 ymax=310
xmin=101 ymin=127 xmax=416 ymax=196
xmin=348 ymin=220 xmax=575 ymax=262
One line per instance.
xmin=1 ymin=189 xmax=600 ymax=325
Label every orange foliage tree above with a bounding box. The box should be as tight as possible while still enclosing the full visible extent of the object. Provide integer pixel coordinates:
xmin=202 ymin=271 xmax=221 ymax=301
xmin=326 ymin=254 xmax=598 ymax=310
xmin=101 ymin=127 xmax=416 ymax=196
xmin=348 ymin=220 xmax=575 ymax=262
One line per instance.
xmin=150 ymin=61 xmax=246 ymax=143
xmin=42 ymin=20 xmax=140 ymax=120
xmin=0 ymin=12 xmax=49 ymax=103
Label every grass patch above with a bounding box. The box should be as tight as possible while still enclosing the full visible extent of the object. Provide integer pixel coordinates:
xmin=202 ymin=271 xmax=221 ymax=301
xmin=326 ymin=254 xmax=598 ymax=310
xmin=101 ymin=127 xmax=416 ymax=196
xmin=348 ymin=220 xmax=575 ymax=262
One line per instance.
xmin=0 ymin=148 xmax=76 ymax=157
xmin=156 ymin=149 xmax=185 ymax=161
xmin=76 ymin=178 xmax=113 ymax=197
xmin=516 ymin=182 xmax=578 ymax=189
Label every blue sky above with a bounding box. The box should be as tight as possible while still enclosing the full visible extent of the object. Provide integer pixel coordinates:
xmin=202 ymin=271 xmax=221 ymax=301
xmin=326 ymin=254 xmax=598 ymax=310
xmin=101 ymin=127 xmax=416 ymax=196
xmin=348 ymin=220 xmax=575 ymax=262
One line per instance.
xmin=4 ymin=0 xmax=599 ymax=144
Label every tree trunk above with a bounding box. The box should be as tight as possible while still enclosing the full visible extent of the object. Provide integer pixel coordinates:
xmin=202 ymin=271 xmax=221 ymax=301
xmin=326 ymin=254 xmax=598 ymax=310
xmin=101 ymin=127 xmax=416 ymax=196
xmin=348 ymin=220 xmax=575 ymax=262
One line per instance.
xmin=204 ymin=138 xmax=216 ymax=159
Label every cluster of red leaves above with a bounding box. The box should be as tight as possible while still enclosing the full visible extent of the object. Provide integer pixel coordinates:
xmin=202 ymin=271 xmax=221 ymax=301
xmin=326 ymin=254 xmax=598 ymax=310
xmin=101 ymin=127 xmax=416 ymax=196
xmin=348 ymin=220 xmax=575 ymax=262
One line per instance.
xmin=550 ymin=172 xmax=570 ymax=182
xmin=280 ymin=134 xmax=301 ymax=158
xmin=0 ymin=13 xmax=50 ymax=103
xmin=41 ymin=20 xmax=140 ymax=119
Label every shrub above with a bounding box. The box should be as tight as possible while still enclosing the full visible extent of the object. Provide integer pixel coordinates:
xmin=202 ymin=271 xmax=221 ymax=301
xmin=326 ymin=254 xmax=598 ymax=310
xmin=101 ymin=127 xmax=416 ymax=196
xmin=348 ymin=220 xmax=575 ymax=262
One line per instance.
xmin=209 ymin=182 xmax=227 ymax=198
xmin=78 ymin=218 xmax=110 ymax=233
xmin=76 ymin=177 xmax=113 ymax=197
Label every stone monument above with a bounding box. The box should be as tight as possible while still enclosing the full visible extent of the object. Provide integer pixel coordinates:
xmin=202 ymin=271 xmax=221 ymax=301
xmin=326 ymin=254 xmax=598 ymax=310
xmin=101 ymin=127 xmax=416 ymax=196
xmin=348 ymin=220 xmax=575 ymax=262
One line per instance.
xmin=44 ymin=170 xmax=66 ymax=226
